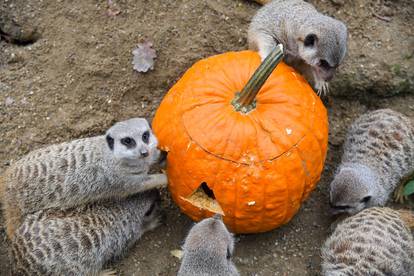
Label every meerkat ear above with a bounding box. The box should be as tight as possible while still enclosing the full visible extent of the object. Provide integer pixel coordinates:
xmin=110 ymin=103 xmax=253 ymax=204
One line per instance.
xmin=106 ymin=134 xmax=114 ymax=151
xmin=304 ymin=33 xmax=318 ymax=47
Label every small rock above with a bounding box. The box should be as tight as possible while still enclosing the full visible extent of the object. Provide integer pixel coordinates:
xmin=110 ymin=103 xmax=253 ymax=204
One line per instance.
xmin=330 ymin=0 xmax=345 ymax=6
xmin=5 ymin=96 xmax=15 ymax=106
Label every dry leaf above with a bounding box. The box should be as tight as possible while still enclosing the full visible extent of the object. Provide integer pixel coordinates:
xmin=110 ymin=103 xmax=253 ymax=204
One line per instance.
xmin=107 ymin=0 xmax=121 ymax=17
xmin=132 ymin=41 xmax=157 ymax=73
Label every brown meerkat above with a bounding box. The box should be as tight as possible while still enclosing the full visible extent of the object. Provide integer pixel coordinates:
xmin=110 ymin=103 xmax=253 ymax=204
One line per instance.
xmin=0 ymin=118 xmax=167 ymax=238
xmin=248 ymin=0 xmax=347 ymax=94
xmin=321 ymin=207 xmax=414 ymax=276
xmin=178 ymin=215 xmax=239 ymax=276
xmin=11 ymin=189 xmax=164 ymax=275
xmin=329 ymin=109 xmax=414 ymax=215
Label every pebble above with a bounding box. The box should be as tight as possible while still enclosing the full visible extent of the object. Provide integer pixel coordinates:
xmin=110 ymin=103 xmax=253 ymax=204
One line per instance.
xmin=5 ymin=96 xmax=15 ymax=106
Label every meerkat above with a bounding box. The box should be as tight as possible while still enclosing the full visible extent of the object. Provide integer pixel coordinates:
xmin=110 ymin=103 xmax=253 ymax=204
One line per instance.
xmin=329 ymin=109 xmax=414 ymax=215
xmin=248 ymin=0 xmax=347 ymax=94
xmin=178 ymin=215 xmax=239 ymax=276
xmin=1 ymin=118 xmax=167 ymax=238
xmin=11 ymin=189 xmax=164 ymax=275
xmin=321 ymin=207 xmax=414 ymax=276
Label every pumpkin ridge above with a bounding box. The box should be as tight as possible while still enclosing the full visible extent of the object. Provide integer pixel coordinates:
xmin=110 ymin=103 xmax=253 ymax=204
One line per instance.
xmin=282 ymin=163 xmax=290 ymax=224
xmin=294 ymin=145 xmax=311 ymax=203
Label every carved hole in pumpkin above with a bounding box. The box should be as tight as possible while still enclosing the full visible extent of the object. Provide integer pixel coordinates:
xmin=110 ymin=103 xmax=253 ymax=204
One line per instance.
xmin=201 ymin=182 xmax=215 ymax=199
xmin=181 ymin=182 xmax=224 ymax=216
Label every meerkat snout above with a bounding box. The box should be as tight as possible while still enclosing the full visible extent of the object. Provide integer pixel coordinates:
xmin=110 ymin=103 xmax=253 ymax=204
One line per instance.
xmin=105 ymin=118 xmax=161 ymax=164
xmin=297 ymin=22 xmax=347 ymax=94
xmin=329 ymin=166 xmax=379 ymax=215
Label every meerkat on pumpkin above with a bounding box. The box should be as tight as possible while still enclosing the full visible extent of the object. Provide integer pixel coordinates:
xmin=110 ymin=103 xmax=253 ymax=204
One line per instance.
xmin=248 ymin=0 xmax=347 ymax=94
xmin=322 ymin=207 xmax=414 ymax=276
xmin=178 ymin=215 xmax=239 ymax=276
xmin=0 ymin=118 xmax=167 ymax=238
xmin=329 ymin=109 xmax=414 ymax=215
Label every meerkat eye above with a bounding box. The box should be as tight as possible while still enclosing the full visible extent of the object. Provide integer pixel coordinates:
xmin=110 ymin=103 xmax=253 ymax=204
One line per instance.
xmin=332 ymin=205 xmax=350 ymax=210
xmin=142 ymin=131 xmax=150 ymax=144
xmin=304 ymin=33 xmax=317 ymax=47
xmin=120 ymin=137 xmax=136 ymax=148
xmin=106 ymin=135 xmax=114 ymax=150
xmin=319 ymin=60 xmax=332 ymax=70
xmin=145 ymin=202 xmax=156 ymax=217
xmin=361 ymin=196 xmax=372 ymax=204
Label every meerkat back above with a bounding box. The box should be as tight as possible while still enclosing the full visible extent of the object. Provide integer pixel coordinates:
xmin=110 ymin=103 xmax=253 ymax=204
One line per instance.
xmin=329 ymin=109 xmax=414 ymax=215
xmin=322 ymin=207 xmax=414 ymax=276
xmin=2 ymin=136 xmax=103 ymax=238
xmin=178 ymin=215 xmax=239 ymax=276
xmin=10 ymin=189 xmax=164 ymax=276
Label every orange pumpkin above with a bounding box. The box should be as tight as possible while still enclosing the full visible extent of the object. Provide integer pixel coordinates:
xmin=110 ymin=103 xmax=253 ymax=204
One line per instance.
xmin=153 ymin=46 xmax=328 ymax=233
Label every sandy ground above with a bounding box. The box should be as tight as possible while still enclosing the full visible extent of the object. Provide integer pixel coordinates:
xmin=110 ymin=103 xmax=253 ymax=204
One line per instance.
xmin=0 ymin=0 xmax=413 ymax=275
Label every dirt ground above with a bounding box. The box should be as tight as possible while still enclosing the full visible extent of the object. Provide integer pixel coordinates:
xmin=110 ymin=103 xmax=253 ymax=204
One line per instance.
xmin=0 ymin=0 xmax=413 ymax=275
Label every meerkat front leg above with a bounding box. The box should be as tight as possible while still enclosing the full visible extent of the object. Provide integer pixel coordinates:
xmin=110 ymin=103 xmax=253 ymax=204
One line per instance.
xmin=113 ymin=173 xmax=168 ymax=198
xmin=126 ymin=173 xmax=168 ymax=192
xmin=248 ymin=31 xmax=276 ymax=61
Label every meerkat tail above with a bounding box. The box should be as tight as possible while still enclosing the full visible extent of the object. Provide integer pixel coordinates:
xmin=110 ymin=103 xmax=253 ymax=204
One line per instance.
xmin=397 ymin=209 xmax=414 ymax=229
xmin=99 ymin=269 xmax=118 ymax=276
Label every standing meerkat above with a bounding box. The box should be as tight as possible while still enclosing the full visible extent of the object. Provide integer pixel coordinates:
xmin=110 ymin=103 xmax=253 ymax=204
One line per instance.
xmin=11 ymin=189 xmax=164 ymax=275
xmin=178 ymin=215 xmax=239 ymax=276
xmin=0 ymin=118 xmax=167 ymax=238
xmin=321 ymin=207 xmax=414 ymax=276
xmin=329 ymin=109 xmax=414 ymax=215
xmin=248 ymin=0 xmax=347 ymax=94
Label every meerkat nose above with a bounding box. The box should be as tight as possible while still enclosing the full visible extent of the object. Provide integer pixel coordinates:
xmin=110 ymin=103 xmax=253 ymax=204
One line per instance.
xmin=140 ymin=149 xmax=149 ymax=157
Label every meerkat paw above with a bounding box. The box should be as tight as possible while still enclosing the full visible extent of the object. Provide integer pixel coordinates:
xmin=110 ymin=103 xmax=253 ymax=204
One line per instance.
xmin=146 ymin=173 xmax=168 ymax=189
xmin=100 ymin=269 xmax=117 ymax=276
xmin=393 ymin=183 xmax=408 ymax=204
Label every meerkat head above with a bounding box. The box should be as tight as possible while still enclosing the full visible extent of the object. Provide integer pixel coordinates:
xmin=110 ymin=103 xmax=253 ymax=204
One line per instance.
xmin=297 ymin=17 xmax=347 ymax=94
xmin=329 ymin=165 xmax=383 ymax=215
xmin=182 ymin=215 xmax=235 ymax=267
xmin=105 ymin=118 xmax=161 ymax=168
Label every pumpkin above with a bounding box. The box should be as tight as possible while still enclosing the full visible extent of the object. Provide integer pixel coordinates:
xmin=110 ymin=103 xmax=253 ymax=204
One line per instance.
xmin=153 ymin=46 xmax=328 ymax=233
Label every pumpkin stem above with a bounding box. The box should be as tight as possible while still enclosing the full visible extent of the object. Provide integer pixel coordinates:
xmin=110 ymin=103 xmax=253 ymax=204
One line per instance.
xmin=232 ymin=44 xmax=284 ymax=113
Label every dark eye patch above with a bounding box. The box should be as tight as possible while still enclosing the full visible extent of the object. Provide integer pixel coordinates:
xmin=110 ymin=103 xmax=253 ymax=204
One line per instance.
xmin=106 ymin=135 xmax=114 ymax=150
xmin=304 ymin=33 xmax=317 ymax=47
xmin=333 ymin=205 xmax=350 ymax=210
xmin=142 ymin=131 xmax=150 ymax=144
xmin=120 ymin=137 xmax=136 ymax=148
xmin=361 ymin=196 xmax=371 ymax=204
xmin=226 ymin=248 xmax=232 ymax=260
xmin=145 ymin=202 xmax=156 ymax=217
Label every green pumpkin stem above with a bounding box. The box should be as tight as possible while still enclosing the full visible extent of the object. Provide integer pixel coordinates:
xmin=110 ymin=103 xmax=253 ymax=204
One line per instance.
xmin=232 ymin=44 xmax=284 ymax=113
